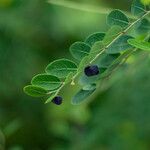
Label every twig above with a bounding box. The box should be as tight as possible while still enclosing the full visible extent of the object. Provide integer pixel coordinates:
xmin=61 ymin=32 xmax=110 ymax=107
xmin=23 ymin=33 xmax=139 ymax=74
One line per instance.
xmin=48 ymin=0 xmax=136 ymax=19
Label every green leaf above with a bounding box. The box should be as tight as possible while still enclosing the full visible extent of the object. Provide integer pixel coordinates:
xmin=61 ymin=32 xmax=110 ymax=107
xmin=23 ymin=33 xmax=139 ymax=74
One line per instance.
xmin=128 ymin=39 xmax=150 ymax=51
xmin=103 ymin=26 xmax=122 ymax=45
xmin=135 ymin=18 xmax=150 ymax=34
xmin=96 ymin=53 xmax=120 ymax=68
xmin=85 ymin=32 xmax=105 ymax=47
xmin=31 ymin=74 xmax=62 ymax=91
xmin=45 ymin=59 xmax=77 ymax=78
xmin=45 ymin=93 xmax=56 ymax=104
xmin=82 ymin=83 xmax=96 ymax=91
xmin=72 ymin=89 xmax=95 ymax=105
xmin=131 ymin=0 xmax=146 ymax=17
xmin=90 ymin=41 xmax=105 ymax=55
xmin=69 ymin=42 xmax=91 ymax=61
xmin=65 ymin=72 xmax=74 ymax=84
xmin=23 ymin=85 xmax=48 ymax=97
xmin=107 ymin=10 xmax=129 ymax=28
xmin=106 ymin=35 xmax=133 ymax=54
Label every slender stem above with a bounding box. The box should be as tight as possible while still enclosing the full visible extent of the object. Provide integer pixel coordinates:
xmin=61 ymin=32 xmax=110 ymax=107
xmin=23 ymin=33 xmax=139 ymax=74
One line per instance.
xmin=70 ymin=10 xmax=150 ymax=84
xmin=48 ymin=0 xmax=135 ymax=19
xmin=48 ymin=0 xmax=113 ymax=15
xmin=90 ymin=10 xmax=150 ymax=64
xmin=49 ymin=10 xmax=150 ymax=96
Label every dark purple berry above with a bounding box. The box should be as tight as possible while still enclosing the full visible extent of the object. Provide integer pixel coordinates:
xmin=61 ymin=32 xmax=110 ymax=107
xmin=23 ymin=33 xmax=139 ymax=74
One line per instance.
xmin=52 ymin=96 xmax=63 ymax=105
xmin=84 ymin=65 xmax=99 ymax=77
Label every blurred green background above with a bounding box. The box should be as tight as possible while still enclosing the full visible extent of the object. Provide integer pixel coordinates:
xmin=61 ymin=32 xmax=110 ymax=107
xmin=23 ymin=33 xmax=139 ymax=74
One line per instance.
xmin=0 ymin=0 xmax=150 ymax=149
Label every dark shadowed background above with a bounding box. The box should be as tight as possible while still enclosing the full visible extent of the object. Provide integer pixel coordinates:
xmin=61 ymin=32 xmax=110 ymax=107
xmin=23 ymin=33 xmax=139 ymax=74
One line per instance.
xmin=0 ymin=0 xmax=150 ymax=149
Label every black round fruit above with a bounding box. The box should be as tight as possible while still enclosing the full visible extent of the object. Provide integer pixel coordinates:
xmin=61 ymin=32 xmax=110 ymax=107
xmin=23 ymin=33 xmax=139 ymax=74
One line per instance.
xmin=52 ymin=96 xmax=63 ymax=105
xmin=84 ymin=65 xmax=99 ymax=77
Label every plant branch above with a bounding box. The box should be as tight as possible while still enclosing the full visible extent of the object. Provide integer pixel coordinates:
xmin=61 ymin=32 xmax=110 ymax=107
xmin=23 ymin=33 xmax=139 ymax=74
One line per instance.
xmin=90 ymin=10 xmax=150 ymax=64
xmin=48 ymin=9 xmax=150 ymax=97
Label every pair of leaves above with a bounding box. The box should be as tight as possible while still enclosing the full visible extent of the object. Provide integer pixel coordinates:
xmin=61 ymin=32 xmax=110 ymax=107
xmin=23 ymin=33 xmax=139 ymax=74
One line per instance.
xmin=107 ymin=0 xmax=147 ymax=29
xmin=69 ymin=32 xmax=105 ymax=61
xmin=24 ymin=59 xmax=77 ymax=100
xmin=24 ymin=75 xmax=60 ymax=98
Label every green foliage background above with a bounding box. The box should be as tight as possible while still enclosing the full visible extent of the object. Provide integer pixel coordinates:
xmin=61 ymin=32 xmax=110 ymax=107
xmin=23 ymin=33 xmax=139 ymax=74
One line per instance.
xmin=0 ymin=0 xmax=150 ymax=149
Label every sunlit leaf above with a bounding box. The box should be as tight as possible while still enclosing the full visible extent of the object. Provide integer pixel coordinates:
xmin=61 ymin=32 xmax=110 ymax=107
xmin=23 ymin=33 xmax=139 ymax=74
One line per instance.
xmin=31 ymin=74 xmax=62 ymax=91
xmin=45 ymin=59 xmax=77 ymax=78
xmin=85 ymin=32 xmax=105 ymax=47
xmin=107 ymin=10 xmax=129 ymax=28
xmin=128 ymin=39 xmax=150 ymax=51
xmin=69 ymin=42 xmax=91 ymax=61
xmin=23 ymin=85 xmax=48 ymax=97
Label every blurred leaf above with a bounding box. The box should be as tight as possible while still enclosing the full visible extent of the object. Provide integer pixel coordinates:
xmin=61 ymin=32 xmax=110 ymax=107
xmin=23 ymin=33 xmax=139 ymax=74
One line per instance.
xmin=100 ymin=49 xmax=133 ymax=78
xmin=106 ymin=35 xmax=133 ymax=54
xmin=103 ymin=26 xmax=122 ymax=45
xmin=128 ymin=39 xmax=150 ymax=51
xmin=69 ymin=42 xmax=91 ymax=61
xmin=72 ymin=89 xmax=95 ymax=105
xmin=141 ymin=0 xmax=150 ymax=5
xmin=135 ymin=18 xmax=150 ymax=34
xmin=31 ymin=74 xmax=62 ymax=91
xmin=107 ymin=10 xmax=129 ymax=28
xmin=96 ymin=53 xmax=120 ymax=68
xmin=82 ymin=83 xmax=96 ymax=91
xmin=45 ymin=59 xmax=77 ymax=78
xmin=23 ymin=85 xmax=47 ymax=97
xmin=85 ymin=32 xmax=105 ymax=47
xmin=131 ymin=0 xmax=146 ymax=17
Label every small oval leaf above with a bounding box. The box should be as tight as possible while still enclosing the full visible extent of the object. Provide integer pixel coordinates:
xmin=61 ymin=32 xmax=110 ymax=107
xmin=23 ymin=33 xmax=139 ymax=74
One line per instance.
xmin=24 ymin=85 xmax=48 ymax=97
xmin=128 ymin=39 xmax=150 ymax=51
xmin=45 ymin=59 xmax=77 ymax=78
xmin=72 ymin=89 xmax=95 ymax=105
xmin=31 ymin=74 xmax=62 ymax=91
xmin=131 ymin=0 xmax=146 ymax=17
xmin=85 ymin=32 xmax=105 ymax=47
xmin=69 ymin=42 xmax=91 ymax=61
xmin=107 ymin=10 xmax=129 ymax=28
